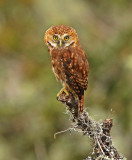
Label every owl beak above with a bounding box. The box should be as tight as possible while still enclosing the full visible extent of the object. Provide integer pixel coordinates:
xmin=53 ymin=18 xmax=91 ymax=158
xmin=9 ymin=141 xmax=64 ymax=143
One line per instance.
xmin=59 ymin=40 xmax=62 ymax=47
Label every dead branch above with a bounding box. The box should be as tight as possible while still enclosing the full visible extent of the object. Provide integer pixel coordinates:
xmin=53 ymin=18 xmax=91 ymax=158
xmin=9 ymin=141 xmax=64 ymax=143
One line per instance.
xmin=57 ymin=91 xmax=127 ymax=160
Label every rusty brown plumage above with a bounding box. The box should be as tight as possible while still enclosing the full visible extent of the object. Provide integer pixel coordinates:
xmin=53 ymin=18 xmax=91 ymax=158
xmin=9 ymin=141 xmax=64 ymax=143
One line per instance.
xmin=44 ymin=25 xmax=89 ymax=114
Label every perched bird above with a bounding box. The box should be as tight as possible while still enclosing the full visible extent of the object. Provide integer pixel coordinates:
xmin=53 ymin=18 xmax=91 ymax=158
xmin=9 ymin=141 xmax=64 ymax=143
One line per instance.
xmin=44 ymin=25 xmax=89 ymax=114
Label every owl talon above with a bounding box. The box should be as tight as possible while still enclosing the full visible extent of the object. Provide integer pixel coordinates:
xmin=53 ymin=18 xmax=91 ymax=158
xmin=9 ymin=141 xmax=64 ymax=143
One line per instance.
xmin=57 ymin=88 xmax=69 ymax=99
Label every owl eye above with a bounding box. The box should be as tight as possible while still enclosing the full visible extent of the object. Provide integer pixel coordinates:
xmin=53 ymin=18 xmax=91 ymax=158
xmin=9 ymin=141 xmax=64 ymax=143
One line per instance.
xmin=53 ymin=35 xmax=58 ymax=41
xmin=64 ymin=35 xmax=69 ymax=41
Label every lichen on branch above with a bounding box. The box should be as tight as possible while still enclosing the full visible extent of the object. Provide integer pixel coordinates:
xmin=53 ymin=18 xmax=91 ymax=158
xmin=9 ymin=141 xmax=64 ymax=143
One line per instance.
xmin=57 ymin=91 xmax=126 ymax=160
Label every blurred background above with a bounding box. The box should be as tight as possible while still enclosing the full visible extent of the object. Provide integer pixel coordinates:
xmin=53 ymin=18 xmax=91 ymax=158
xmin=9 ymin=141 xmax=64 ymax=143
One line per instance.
xmin=0 ymin=0 xmax=132 ymax=159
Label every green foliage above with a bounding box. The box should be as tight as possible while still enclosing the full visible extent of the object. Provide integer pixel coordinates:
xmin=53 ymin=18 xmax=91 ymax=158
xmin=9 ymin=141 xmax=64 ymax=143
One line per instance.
xmin=0 ymin=0 xmax=132 ymax=159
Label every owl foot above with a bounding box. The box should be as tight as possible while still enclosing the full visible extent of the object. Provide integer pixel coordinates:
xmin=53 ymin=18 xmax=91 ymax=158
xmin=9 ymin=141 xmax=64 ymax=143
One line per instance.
xmin=57 ymin=88 xmax=69 ymax=100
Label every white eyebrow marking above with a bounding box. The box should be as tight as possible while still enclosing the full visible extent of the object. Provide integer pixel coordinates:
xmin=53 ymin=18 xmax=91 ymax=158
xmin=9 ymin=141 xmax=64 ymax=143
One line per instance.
xmin=61 ymin=34 xmax=69 ymax=39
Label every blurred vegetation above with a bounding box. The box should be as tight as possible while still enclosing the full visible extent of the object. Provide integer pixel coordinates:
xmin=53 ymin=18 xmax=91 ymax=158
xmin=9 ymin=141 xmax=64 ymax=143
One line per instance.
xmin=0 ymin=0 xmax=132 ymax=159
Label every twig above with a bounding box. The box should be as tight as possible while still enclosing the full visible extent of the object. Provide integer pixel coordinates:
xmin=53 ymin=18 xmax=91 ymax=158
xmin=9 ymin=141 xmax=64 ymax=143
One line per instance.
xmin=54 ymin=128 xmax=72 ymax=139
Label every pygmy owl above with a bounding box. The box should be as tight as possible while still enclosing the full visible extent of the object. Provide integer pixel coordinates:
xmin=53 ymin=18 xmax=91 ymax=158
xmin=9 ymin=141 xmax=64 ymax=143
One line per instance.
xmin=44 ymin=25 xmax=89 ymax=114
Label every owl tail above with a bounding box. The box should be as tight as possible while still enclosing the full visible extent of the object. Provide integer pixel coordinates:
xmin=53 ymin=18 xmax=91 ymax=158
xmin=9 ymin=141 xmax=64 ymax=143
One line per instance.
xmin=78 ymin=93 xmax=84 ymax=114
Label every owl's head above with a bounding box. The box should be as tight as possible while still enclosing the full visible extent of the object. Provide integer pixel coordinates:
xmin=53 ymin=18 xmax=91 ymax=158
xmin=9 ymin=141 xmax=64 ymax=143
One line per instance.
xmin=44 ymin=25 xmax=79 ymax=49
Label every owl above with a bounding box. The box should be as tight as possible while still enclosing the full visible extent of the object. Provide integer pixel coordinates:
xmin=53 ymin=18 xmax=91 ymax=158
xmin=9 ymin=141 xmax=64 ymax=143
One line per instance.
xmin=44 ymin=25 xmax=89 ymax=114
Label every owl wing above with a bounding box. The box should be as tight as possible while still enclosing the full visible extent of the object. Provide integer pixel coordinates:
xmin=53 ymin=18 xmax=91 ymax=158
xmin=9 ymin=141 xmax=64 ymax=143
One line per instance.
xmin=62 ymin=46 xmax=89 ymax=96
